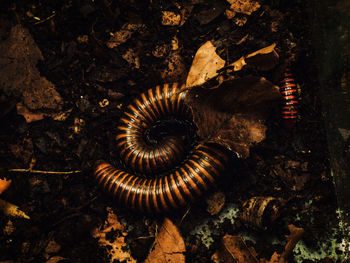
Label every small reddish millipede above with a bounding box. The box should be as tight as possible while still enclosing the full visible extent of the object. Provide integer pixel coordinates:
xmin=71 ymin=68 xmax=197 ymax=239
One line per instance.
xmin=93 ymin=83 xmax=230 ymax=213
xmin=279 ymin=68 xmax=299 ymax=130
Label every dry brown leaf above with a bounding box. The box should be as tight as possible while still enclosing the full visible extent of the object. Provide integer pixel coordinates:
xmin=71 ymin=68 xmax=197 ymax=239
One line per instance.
xmin=216 ymin=235 xmax=259 ymax=263
xmin=122 ymin=48 xmax=140 ymax=69
xmin=45 ymin=240 xmax=61 ymax=255
xmin=17 ymin=103 xmax=72 ymax=123
xmin=230 ymin=43 xmax=279 ymax=71
xmin=0 ymin=178 xmax=11 ymax=195
xmin=16 ymin=103 xmax=46 ymax=123
xmin=161 ymin=11 xmax=182 ymax=26
xmin=161 ymin=51 xmax=187 ymax=83
xmin=91 ymin=207 xmax=136 ymax=263
xmin=226 ymin=0 xmax=261 ymax=15
xmin=3 ymin=220 xmax=15 ymax=235
xmin=206 ymin=192 xmax=226 ymax=215
xmin=0 ymin=24 xmax=62 ymax=111
xmin=185 ymin=76 xmax=280 ymax=158
xmin=186 ymin=41 xmax=225 ymax=88
xmin=225 ymin=9 xmax=237 ymax=19
xmin=0 ymin=198 xmax=30 ymax=219
xmin=107 ymin=23 xmax=147 ymax=48
xmin=231 ymin=56 xmax=246 ymax=71
xmin=145 ymin=218 xmax=185 ymax=263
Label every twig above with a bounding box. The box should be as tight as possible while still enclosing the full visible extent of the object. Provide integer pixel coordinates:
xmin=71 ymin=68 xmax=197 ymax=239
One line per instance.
xmin=8 ymin=169 xmax=81 ymax=175
xmin=34 ymin=12 xmax=56 ymax=25
xmin=180 ymin=205 xmax=191 ymax=225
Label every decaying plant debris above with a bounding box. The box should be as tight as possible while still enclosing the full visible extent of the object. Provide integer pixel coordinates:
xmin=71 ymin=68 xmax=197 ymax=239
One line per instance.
xmin=0 ymin=0 xmax=346 ymax=262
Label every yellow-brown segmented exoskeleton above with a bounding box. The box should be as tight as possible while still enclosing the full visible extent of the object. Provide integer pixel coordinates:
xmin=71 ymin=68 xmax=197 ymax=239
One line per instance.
xmin=93 ymin=83 xmax=229 ymax=213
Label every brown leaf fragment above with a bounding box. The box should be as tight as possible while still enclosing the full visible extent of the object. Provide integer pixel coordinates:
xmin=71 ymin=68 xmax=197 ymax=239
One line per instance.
xmin=229 ymin=43 xmax=279 ymax=72
xmin=160 ymin=51 xmax=187 ymax=83
xmin=226 ymin=0 xmax=261 ymax=16
xmin=185 ymin=77 xmax=280 ymax=158
xmin=0 ymin=24 xmax=62 ymax=111
xmin=16 ymin=103 xmax=71 ymax=123
xmin=3 ymin=220 xmax=15 ymax=235
xmin=145 ymin=218 xmax=185 ymax=263
xmin=186 ymin=41 xmax=225 ymax=88
xmin=280 ymin=225 xmax=304 ymax=263
xmin=16 ymin=103 xmax=45 ymax=123
xmin=106 ymin=23 xmax=147 ymax=48
xmin=217 ymin=235 xmax=259 ymax=263
xmin=263 ymin=225 xmax=304 ymax=263
xmin=212 ymin=114 xmax=266 ymax=158
xmin=0 ymin=178 xmax=11 ymax=195
xmin=225 ymin=9 xmax=237 ymax=19
xmin=122 ymin=48 xmax=140 ymax=69
xmin=231 ymin=56 xmax=247 ymax=71
xmin=0 ymin=198 xmax=30 ymax=219
xmin=91 ymin=207 xmax=136 ymax=263
xmin=161 ymin=11 xmax=182 ymax=26
xmin=206 ymin=192 xmax=226 ymax=215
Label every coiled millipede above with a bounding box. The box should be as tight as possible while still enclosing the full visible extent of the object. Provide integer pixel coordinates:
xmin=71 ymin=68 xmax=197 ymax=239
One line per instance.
xmin=279 ymin=68 xmax=299 ymax=130
xmin=93 ymin=83 xmax=230 ymax=213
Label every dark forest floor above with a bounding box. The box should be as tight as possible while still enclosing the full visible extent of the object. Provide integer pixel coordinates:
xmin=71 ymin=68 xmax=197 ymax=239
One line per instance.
xmin=0 ymin=0 xmax=347 ymax=262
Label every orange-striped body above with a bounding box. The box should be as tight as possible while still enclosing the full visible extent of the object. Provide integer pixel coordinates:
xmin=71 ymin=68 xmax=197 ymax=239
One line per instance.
xmin=93 ymin=83 xmax=229 ymax=212
xmin=279 ymin=68 xmax=299 ymax=130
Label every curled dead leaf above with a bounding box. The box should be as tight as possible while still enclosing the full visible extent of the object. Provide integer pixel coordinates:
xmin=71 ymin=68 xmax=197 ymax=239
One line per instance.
xmin=186 ymin=41 xmax=225 ymax=88
xmin=145 ymin=218 xmax=185 ymax=263
xmin=185 ymin=76 xmax=281 ymax=158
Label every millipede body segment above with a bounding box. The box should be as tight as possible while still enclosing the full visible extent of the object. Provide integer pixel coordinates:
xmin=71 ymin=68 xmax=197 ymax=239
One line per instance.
xmin=279 ymin=68 xmax=299 ymax=130
xmin=93 ymin=83 xmax=229 ymax=213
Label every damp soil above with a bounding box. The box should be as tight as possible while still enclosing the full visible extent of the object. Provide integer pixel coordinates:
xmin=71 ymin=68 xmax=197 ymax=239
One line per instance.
xmin=0 ymin=0 xmax=344 ymax=262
